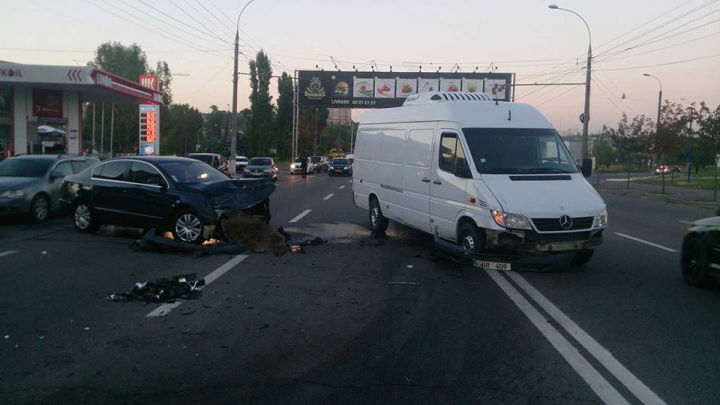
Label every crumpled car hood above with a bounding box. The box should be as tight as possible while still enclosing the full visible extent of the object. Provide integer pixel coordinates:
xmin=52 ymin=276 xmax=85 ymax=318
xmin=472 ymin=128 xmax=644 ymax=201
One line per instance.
xmin=178 ymin=178 xmax=276 ymax=210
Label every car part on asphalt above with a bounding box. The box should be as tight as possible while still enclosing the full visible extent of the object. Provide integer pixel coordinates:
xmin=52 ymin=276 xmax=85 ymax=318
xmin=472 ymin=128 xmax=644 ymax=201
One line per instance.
xmin=219 ymin=210 xmax=287 ymax=253
xmin=110 ymin=273 xmax=206 ymax=303
xmin=129 ymin=228 xmax=248 ymax=257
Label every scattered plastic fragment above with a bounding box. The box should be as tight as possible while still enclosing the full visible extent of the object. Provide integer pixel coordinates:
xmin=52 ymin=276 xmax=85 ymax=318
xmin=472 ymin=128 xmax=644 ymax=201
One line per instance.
xmin=406 ymin=265 xmax=414 ymax=269
xmin=111 ymin=273 xmax=205 ymax=303
xmin=4 ymin=335 xmax=9 ymax=340
xmin=41 ymin=251 xmax=47 ymax=255
xmin=387 ymin=281 xmax=420 ymax=286
xmin=83 ymin=327 xmax=90 ymax=331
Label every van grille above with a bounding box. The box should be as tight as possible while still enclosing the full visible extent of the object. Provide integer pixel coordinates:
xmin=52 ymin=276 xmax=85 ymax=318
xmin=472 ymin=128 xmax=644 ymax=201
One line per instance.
xmin=531 ymin=217 xmax=593 ymax=232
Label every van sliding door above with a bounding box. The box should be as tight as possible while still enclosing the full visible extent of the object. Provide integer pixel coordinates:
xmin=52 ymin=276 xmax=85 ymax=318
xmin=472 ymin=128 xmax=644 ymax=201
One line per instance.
xmin=402 ymin=123 xmax=437 ymax=232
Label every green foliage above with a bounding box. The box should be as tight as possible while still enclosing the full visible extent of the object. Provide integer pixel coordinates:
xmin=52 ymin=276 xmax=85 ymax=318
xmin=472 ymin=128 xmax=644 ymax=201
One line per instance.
xmin=593 ymin=136 xmax=615 ymax=167
xmin=160 ymin=104 xmax=203 ymax=156
xmin=321 ymin=124 xmax=352 ymax=154
xmin=245 ymin=51 xmax=276 ymax=157
xmin=275 ymin=72 xmax=294 ymax=160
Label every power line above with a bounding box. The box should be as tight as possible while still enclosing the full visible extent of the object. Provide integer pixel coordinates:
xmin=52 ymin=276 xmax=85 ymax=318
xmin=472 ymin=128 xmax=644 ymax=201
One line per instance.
xmin=180 ymin=60 xmax=233 ymax=104
xmin=601 ymin=52 xmax=720 ymax=71
xmin=597 ymin=30 xmax=720 ymax=63
xmin=167 ymin=0 xmax=234 ymax=46
xmin=86 ymin=1 xmax=228 ymax=59
xmin=535 ymin=85 xmax=582 ymax=107
xmin=209 ymin=0 xmax=236 ymax=27
xmin=136 ymin=0 xmax=231 ymax=47
xmin=182 ymin=0 xmax=234 ymax=39
xmin=194 ymin=0 xmax=235 ymax=36
xmin=593 ymin=74 xmax=639 ymax=115
xmin=592 ymin=78 xmax=626 ymax=114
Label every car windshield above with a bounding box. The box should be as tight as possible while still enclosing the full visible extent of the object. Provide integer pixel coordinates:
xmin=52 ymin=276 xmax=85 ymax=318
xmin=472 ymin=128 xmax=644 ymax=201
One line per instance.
xmin=293 ymin=158 xmax=304 ymax=164
xmin=332 ymin=159 xmax=349 ymax=165
xmin=236 ymin=157 xmax=248 ymax=162
xmin=158 ymin=161 xmax=228 ymax=184
xmin=0 ymin=158 xmax=53 ymax=177
xmin=188 ymin=154 xmax=214 ymax=164
xmin=250 ymin=158 xmax=271 ymax=166
xmin=462 ymin=128 xmax=578 ymax=174
xmin=310 ymin=157 xmax=321 ymax=163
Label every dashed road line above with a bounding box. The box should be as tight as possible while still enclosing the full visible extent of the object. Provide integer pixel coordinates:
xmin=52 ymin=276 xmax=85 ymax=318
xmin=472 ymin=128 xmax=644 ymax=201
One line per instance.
xmin=289 ymin=209 xmax=312 ymax=223
xmin=507 ymin=271 xmax=667 ymax=405
xmin=614 ymin=232 xmax=678 ymax=253
xmin=679 ymin=220 xmax=693 ymax=225
xmin=486 ymin=269 xmax=631 ymax=405
xmin=323 ymin=193 xmax=334 ymax=200
xmin=146 ymin=255 xmax=248 ymax=317
xmin=339 ymin=185 xmax=345 ymax=189
xmin=348 ymin=180 xmax=353 ymax=183
xmin=0 ymin=250 xmax=18 ymax=258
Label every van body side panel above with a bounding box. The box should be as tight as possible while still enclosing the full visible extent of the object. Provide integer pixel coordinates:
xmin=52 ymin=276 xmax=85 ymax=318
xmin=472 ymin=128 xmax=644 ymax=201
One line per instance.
xmin=430 ymin=124 xmax=469 ymax=240
xmin=401 ymin=123 xmax=437 ymax=232
xmin=373 ymin=123 xmax=407 ymax=223
xmin=352 ymin=124 xmax=377 ymax=212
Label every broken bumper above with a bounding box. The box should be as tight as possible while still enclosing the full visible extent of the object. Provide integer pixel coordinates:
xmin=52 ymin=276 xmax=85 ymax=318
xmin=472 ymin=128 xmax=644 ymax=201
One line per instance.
xmin=486 ymin=229 xmax=604 ymax=253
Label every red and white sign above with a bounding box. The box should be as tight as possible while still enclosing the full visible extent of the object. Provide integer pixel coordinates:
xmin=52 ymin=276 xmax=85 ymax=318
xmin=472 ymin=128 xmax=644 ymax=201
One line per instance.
xmin=139 ymin=74 xmax=158 ymax=91
xmin=33 ymin=89 xmax=63 ymax=118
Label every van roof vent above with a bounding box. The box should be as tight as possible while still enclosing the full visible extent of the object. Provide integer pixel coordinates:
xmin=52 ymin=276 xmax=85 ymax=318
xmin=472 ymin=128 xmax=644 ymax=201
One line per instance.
xmin=403 ymin=91 xmax=495 ymax=106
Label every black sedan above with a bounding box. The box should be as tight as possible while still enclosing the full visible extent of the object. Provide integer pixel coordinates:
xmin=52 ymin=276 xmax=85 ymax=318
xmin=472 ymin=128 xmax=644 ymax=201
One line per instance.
xmin=60 ymin=156 xmax=275 ymax=244
xmin=328 ymin=158 xmax=352 ymax=177
xmin=681 ymin=211 xmax=720 ymax=287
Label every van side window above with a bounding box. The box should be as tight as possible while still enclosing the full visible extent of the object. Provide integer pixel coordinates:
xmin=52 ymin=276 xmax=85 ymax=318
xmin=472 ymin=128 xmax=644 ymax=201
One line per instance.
xmin=439 ymin=133 xmax=459 ymax=173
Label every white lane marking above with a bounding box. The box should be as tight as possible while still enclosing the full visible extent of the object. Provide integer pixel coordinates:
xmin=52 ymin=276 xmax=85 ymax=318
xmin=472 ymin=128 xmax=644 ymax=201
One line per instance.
xmin=614 ymin=232 xmax=678 ymax=253
xmin=485 ymin=269 xmax=630 ymax=405
xmin=339 ymin=185 xmax=345 ymax=189
xmin=348 ymin=180 xmax=353 ymax=183
xmin=507 ymin=272 xmax=668 ymax=405
xmin=323 ymin=193 xmax=334 ymax=200
xmin=289 ymin=209 xmax=312 ymax=223
xmin=146 ymin=255 xmax=248 ymax=318
xmin=0 ymin=250 xmax=18 ymax=258
xmin=679 ymin=220 xmax=693 ymax=225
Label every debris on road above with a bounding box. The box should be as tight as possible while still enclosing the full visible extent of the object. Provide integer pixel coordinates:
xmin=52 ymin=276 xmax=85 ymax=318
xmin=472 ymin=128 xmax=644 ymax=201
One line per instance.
xmin=388 ymin=281 xmax=420 ymax=286
xmin=110 ymin=273 xmax=205 ymax=303
xmin=406 ymin=265 xmax=414 ymax=269
xmin=130 ymin=229 xmax=249 ymax=257
xmin=220 ymin=211 xmax=287 ymax=253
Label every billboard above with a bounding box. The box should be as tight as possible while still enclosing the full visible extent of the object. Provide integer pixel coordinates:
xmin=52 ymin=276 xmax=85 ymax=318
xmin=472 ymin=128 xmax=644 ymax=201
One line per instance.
xmin=297 ymin=71 xmax=513 ymax=109
xmin=139 ymin=104 xmax=159 ymax=155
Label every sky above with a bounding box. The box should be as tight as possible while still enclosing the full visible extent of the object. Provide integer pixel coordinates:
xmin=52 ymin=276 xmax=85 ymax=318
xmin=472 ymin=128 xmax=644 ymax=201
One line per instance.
xmin=1 ymin=0 xmax=719 ymax=133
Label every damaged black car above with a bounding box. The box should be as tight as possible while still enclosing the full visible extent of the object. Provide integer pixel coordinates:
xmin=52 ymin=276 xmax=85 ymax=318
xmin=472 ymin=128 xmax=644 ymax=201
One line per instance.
xmin=59 ymin=156 xmax=275 ymax=244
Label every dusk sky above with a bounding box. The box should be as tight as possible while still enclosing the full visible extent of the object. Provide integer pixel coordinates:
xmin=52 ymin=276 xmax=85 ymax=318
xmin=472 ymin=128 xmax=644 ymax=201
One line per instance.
xmin=2 ymin=0 xmax=718 ymax=132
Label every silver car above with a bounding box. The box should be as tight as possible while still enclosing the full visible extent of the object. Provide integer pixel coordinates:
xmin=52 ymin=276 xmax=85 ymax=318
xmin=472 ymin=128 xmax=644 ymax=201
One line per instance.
xmin=0 ymin=155 xmax=99 ymax=222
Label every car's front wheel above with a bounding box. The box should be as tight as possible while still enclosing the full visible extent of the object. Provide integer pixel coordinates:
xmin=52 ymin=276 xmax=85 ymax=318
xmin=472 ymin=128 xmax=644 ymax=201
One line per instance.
xmin=682 ymin=238 xmax=710 ymax=287
xmin=171 ymin=209 xmax=205 ymax=244
xmin=31 ymin=194 xmax=50 ymax=222
xmin=73 ymin=201 xmax=99 ymax=233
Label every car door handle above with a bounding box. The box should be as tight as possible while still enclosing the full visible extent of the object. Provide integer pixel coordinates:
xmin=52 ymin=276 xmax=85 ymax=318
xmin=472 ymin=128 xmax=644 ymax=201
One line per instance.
xmin=422 ymin=177 xmax=430 ymax=183
xmin=433 ymin=180 xmax=442 ymax=185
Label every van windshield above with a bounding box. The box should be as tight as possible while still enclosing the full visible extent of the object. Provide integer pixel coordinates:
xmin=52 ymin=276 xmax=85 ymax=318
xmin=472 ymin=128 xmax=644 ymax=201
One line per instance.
xmin=462 ymin=128 xmax=578 ymax=174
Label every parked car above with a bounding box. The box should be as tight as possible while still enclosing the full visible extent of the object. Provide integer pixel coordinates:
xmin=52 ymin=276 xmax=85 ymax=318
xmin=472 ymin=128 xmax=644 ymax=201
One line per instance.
xmin=309 ymin=156 xmax=329 ymax=173
xmin=654 ymin=164 xmax=681 ymax=175
xmin=60 ymin=156 xmax=275 ymax=244
xmin=352 ymin=91 xmax=606 ymax=265
xmin=345 ymin=154 xmax=355 ymax=164
xmin=681 ymin=210 xmax=720 ymax=287
xmin=0 ymin=155 xmax=98 ymax=222
xmin=235 ymin=155 xmax=250 ymax=171
xmin=187 ymin=153 xmax=229 ymax=176
xmin=290 ymin=157 xmax=312 ymax=175
xmin=243 ymin=157 xmax=278 ymax=181
xmin=328 ymin=158 xmax=352 ymax=177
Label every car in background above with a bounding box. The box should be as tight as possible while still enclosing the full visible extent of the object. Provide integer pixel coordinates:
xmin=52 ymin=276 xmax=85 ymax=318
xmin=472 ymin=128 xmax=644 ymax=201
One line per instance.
xmin=328 ymin=158 xmax=352 ymax=177
xmin=0 ymin=155 xmax=98 ymax=222
xmin=290 ymin=157 xmax=312 ymax=175
xmin=243 ymin=157 xmax=279 ymax=181
xmin=654 ymin=164 xmax=681 ymax=175
xmin=309 ymin=156 xmax=328 ymax=173
xmin=681 ymin=210 xmax=720 ymax=287
xmin=60 ymin=156 xmax=275 ymax=244
xmin=345 ymin=154 xmax=355 ymax=164
xmin=187 ymin=153 xmax=229 ymax=176
xmin=235 ymin=155 xmax=250 ymax=171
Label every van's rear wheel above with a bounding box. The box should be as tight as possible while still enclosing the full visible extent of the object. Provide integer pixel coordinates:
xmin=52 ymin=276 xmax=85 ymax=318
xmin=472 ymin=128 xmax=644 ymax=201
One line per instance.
xmin=369 ymin=198 xmax=388 ymax=233
xmin=459 ymin=223 xmax=484 ymax=254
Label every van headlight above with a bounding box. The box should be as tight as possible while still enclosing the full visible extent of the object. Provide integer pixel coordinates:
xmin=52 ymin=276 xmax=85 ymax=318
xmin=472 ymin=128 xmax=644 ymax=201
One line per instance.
xmin=0 ymin=190 xmax=25 ymax=199
xmin=492 ymin=210 xmax=532 ymax=230
xmin=594 ymin=209 xmax=608 ymax=227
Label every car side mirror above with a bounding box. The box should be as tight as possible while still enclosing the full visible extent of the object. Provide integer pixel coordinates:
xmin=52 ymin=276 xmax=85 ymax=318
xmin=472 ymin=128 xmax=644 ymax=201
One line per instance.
xmin=581 ymin=158 xmax=593 ymax=178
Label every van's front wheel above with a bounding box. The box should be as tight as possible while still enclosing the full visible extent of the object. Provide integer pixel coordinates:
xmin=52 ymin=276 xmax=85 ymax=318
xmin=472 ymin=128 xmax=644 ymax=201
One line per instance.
xmin=459 ymin=223 xmax=484 ymax=254
xmin=369 ymin=198 xmax=388 ymax=233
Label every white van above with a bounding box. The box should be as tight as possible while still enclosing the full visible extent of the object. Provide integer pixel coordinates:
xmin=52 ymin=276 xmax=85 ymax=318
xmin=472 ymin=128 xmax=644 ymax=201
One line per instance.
xmin=352 ymin=92 xmax=607 ymax=265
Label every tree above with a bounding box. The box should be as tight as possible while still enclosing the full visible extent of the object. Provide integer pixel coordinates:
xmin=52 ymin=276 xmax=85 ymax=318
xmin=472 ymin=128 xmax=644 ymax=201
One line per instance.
xmin=297 ymin=107 xmax=328 ymax=156
xmin=161 ymin=104 xmax=203 ymax=155
xmin=603 ymin=113 xmax=653 ymax=167
xmin=245 ymin=51 xmax=275 ymax=157
xmin=320 ymin=124 xmax=352 ymax=154
xmin=275 ymin=72 xmax=294 ymax=160
xmin=651 ymin=100 xmax=688 ymax=162
xmin=593 ymin=136 xmax=615 ymax=167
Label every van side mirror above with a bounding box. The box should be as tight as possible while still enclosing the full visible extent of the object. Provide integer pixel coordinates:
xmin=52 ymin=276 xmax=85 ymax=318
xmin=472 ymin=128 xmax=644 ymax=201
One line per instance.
xmin=581 ymin=158 xmax=592 ymax=178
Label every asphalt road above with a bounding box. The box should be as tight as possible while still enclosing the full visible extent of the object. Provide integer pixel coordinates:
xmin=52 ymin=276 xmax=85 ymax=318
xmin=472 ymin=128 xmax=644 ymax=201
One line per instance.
xmin=1 ymin=171 xmax=719 ymax=404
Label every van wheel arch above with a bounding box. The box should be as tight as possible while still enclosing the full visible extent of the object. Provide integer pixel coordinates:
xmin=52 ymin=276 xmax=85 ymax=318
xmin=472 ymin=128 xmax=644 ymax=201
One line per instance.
xmin=457 ymin=217 xmax=485 ymax=251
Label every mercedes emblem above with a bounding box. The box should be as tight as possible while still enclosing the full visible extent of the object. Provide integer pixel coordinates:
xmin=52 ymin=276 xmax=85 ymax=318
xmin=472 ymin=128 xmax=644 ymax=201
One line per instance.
xmin=559 ymin=215 xmax=573 ymax=230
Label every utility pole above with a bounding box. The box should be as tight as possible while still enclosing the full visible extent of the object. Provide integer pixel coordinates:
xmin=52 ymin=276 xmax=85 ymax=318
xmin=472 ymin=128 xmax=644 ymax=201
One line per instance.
xmin=313 ymin=107 xmax=318 ymax=156
xmin=230 ymin=0 xmax=255 ymax=178
xmin=644 ymin=73 xmax=663 ymax=164
xmin=549 ymin=4 xmax=592 ymax=160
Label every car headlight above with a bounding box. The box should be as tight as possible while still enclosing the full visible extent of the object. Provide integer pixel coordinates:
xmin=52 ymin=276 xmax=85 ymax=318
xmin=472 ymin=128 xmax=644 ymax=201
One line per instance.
xmin=244 ymin=168 xmax=250 ymax=173
xmin=594 ymin=209 xmax=608 ymax=227
xmin=0 ymin=190 xmax=25 ymax=199
xmin=492 ymin=210 xmax=532 ymax=230
xmin=291 ymin=164 xmax=296 ymax=169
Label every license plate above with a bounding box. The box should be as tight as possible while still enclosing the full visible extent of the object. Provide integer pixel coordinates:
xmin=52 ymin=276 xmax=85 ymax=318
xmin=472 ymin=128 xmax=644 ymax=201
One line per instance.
xmin=335 ymin=170 xmax=343 ymax=173
xmin=474 ymin=260 xmax=511 ymax=271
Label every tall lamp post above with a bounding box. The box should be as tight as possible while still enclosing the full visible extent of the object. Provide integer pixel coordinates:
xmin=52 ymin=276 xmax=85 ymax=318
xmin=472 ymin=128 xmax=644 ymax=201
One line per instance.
xmin=230 ymin=0 xmax=255 ymax=177
xmin=681 ymin=97 xmax=694 ymax=183
xmin=549 ymin=4 xmax=592 ymax=160
xmin=643 ymin=73 xmax=663 ymax=165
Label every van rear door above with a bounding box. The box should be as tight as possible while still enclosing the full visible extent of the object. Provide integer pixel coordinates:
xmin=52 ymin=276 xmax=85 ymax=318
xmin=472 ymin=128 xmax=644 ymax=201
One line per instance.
xmin=401 ymin=123 xmax=437 ymax=231
xmin=430 ymin=130 xmax=469 ymax=240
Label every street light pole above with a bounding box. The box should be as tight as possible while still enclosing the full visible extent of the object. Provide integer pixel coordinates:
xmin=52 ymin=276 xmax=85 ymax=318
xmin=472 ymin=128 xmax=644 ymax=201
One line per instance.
xmin=549 ymin=4 xmax=592 ymax=160
xmin=681 ymin=97 xmax=694 ymax=183
xmin=230 ymin=0 xmax=255 ymax=177
xmin=644 ymin=73 xmax=663 ymax=164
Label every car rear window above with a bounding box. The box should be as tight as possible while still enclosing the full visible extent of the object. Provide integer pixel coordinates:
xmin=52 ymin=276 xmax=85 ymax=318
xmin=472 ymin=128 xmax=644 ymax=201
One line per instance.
xmin=250 ymin=158 xmax=271 ymax=166
xmin=188 ymin=154 xmax=214 ymax=164
xmin=71 ymin=161 xmax=89 ymax=174
xmin=332 ymin=159 xmax=349 ymax=165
